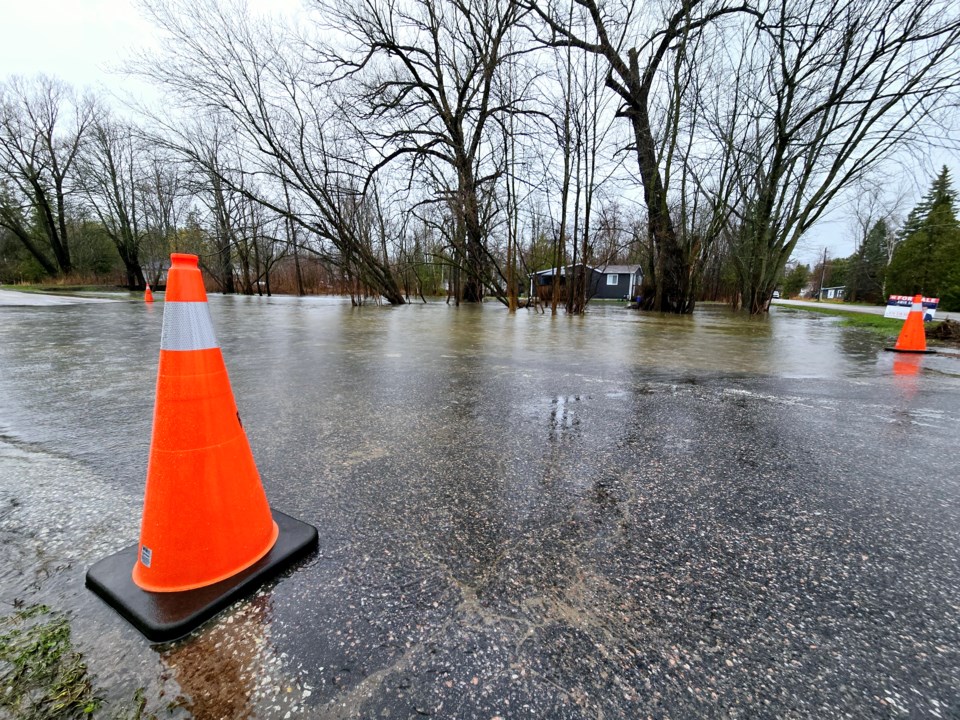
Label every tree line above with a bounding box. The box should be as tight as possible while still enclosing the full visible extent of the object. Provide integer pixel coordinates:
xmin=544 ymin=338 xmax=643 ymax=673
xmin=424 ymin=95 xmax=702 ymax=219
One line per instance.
xmin=785 ymin=167 xmax=960 ymax=310
xmin=1 ymin=0 xmax=958 ymax=313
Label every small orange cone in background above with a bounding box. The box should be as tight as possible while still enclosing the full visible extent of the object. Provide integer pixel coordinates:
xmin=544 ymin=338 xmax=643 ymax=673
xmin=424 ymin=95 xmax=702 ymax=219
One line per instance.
xmin=87 ymin=253 xmax=317 ymax=642
xmin=144 ymin=283 xmax=154 ymax=303
xmin=885 ymin=294 xmax=936 ymax=354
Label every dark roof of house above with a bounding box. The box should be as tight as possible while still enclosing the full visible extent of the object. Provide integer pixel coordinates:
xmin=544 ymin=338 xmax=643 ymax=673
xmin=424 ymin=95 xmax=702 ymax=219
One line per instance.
xmin=529 ymin=265 xmax=598 ymax=277
xmin=529 ymin=263 xmax=642 ymax=277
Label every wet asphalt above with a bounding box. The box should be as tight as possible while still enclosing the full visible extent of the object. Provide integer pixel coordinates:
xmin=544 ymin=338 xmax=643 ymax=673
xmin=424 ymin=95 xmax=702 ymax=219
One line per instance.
xmin=0 ymin=296 xmax=958 ymax=719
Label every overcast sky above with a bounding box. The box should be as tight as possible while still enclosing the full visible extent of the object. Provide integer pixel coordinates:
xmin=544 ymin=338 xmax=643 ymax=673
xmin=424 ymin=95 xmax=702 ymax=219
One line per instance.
xmin=0 ymin=2 xmax=143 ymax=89
xmin=0 ymin=0 xmax=299 ymax=101
xmin=0 ymin=0 xmax=950 ymax=268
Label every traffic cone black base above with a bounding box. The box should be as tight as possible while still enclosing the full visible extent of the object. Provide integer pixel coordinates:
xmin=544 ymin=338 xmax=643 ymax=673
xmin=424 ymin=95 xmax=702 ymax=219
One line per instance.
xmin=883 ymin=347 xmax=936 ymax=354
xmin=86 ymin=510 xmax=318 ymax=643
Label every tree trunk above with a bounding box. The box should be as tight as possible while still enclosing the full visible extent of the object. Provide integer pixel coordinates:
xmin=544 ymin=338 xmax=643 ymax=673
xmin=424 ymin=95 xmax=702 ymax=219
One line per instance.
xmin=627 ymin=96 xmax=691 ymax=313
xmin=461 ymin=180 xmax=487 ymax=303
xmin=5 ymin=223 xmax=58 ymax=276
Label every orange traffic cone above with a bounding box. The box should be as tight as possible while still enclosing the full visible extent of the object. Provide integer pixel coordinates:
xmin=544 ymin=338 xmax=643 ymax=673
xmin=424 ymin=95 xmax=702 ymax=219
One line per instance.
xmin=134 ymin=253 xmax=278 ymax=591
xmin=885 ymin=294 xmax=936 ymax=354
xmin=144 ymin=283 xmax=154 ymax=303
xmin=87 ymin=253 xmax=317 ymax=641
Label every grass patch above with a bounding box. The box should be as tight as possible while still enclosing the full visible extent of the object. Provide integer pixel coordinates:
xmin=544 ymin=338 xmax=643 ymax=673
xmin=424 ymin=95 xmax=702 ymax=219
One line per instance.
xmin=779 ymin=304 xmax=911 ymax=335
xmin=779 ymin=303 xmax=960 ymax=344
xmin=0 ymin=605 xmax=161 ymax=719
xmin=0 ymin=605 xmax=99 ymax=719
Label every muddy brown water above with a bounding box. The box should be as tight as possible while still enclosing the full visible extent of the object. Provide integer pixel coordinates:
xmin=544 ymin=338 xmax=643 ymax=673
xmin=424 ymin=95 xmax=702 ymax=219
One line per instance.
xmin=1 ymin=296 xmax=958 ymax=718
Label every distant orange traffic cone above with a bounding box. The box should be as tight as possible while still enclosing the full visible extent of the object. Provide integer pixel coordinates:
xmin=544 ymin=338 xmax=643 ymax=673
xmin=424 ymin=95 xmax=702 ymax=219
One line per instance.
xmin=885 ymin=294 xmax=936 ymax=354
xmin=133 ymin=253 xmax=278 ymax=591
xmin=87 ymin=253 xmax=317 ymax=641
xmin=144 ymin=283 xmax=154 ymax=303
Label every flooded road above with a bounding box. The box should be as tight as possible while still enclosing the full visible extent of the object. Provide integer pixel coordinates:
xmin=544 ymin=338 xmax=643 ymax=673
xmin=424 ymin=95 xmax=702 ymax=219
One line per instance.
xmin=1 ymin=296 xmax=959 ymax=718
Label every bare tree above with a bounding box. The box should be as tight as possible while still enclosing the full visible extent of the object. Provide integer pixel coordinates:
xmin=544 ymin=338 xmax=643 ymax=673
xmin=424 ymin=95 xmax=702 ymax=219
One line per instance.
xmin=528 ymin=0 xmax=960 ymax=314
xmin=184 ymin=124 xmax=245 ymax=294
xmin=0 ymin=75 xmax=96 ymax=276
xmin=139 ymin=148 xmax=190 ymax=285
xmin=317 ymin=0 xmax=529 ymax=303
xmin=711 ymin=0 xmax=960 ymax=313
xmin=496 ymin=25 xmax=532 ymax=312
xmin=77 ymin=113 xmax=149 ymax=289
xmin=566 ymin=17 xmax=625 ymax=314
xmin=133 ymin=0 xmax=407 ymax=303
xmin=526 ymin=0 xmax=758 ymax=313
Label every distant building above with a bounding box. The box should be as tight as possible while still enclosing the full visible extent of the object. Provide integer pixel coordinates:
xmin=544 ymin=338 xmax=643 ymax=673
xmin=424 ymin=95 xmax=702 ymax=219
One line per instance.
xmin=528 ymin=264 xmax=643 ymax=302
xmin=819 ymin=286 xmax=846 ymax=301
xmin=602 ymin=265 xmax=644 ymax=300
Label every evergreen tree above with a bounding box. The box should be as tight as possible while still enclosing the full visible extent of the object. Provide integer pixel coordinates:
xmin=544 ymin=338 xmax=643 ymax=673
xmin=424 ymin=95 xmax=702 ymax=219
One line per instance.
xmin=896 ymin=203 xmax=928 ymax=244
xmin=894 ymin=166 xmax=954 ymax=243
xmin=847 ymin=219 xmax=891 ymax=304
xmin=887 ymin=167 xmax=960 ymax=310
xmin=781 ymin=263 xmax=810 ymax=298
xmin=928 ymin=166 xmax=956 ymax=208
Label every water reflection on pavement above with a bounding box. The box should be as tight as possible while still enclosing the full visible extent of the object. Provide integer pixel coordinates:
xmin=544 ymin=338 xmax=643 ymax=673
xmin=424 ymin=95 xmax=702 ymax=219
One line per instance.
xmin=0 ymin=298 xmax=958 ymax=718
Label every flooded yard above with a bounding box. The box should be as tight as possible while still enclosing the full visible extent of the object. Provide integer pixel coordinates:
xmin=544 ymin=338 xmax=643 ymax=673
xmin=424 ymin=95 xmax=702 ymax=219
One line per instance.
xmin=1 ymin=296 xmax=959 ymax=718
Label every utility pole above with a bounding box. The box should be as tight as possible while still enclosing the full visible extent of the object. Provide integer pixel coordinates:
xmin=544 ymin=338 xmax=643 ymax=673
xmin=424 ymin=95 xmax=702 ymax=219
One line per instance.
xmin=816 ymin=247 xmax=828 ymax=301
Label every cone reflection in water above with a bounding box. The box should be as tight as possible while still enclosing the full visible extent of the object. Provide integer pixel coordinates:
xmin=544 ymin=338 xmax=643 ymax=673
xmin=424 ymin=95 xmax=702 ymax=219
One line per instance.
xmin=161 ymin=594 xmax=269 ymax=719
xmin=132 ymin=253 xmax=278 ymax=592
xmin=893 ymin=354 xmax=922 ymax=376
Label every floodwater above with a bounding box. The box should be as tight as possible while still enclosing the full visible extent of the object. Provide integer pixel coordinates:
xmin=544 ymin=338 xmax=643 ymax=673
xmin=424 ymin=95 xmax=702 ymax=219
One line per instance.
xmin=1 ymin=294 xmax=959 ymax=718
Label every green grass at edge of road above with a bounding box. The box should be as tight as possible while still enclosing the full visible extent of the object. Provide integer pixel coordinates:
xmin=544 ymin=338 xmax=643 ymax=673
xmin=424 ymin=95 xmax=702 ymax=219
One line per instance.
xmin=1 ymin=605 xmax=100 ymax=719
xmin=778 ymin=304 xmax=947 ymax=337
xmin=0 ymin=605 xmax=156 ymax=720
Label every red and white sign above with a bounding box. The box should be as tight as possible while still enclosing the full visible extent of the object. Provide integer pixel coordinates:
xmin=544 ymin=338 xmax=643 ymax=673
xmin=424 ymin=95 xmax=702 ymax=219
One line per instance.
xmin=883 ymin=295 xmax=939 ymax=321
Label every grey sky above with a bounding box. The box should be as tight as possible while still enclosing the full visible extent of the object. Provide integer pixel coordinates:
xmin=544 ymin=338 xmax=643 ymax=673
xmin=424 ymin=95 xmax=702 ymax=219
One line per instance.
xmin=0 ymin=1 xmax=155 ymax=94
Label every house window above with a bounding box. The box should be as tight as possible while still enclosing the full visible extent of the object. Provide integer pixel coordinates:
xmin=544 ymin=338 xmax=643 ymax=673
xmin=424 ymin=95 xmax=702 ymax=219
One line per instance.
xmin=606 ymin=273 xmax=619 ymax=286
